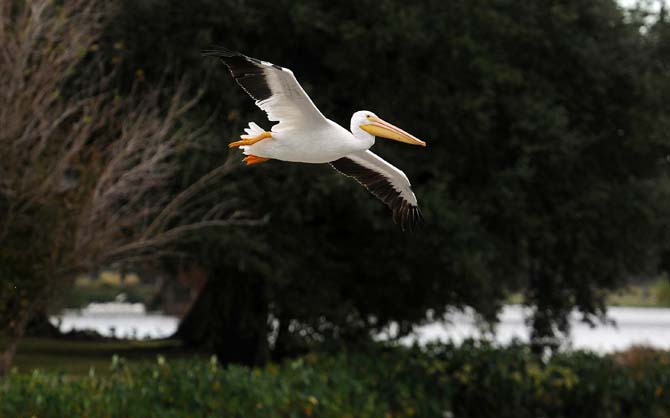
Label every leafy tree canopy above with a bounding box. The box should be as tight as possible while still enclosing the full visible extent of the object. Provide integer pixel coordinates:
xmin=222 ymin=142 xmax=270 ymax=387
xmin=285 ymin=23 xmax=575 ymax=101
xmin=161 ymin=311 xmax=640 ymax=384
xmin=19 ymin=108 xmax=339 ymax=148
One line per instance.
xmin=99 ymin=0 xmax=670 ymax=360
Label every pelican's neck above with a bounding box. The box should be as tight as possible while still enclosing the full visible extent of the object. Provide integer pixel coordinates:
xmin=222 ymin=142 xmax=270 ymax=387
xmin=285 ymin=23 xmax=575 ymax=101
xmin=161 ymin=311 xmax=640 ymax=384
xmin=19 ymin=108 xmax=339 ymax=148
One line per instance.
xmin=350 ymin=123 xmax=375 ymax=149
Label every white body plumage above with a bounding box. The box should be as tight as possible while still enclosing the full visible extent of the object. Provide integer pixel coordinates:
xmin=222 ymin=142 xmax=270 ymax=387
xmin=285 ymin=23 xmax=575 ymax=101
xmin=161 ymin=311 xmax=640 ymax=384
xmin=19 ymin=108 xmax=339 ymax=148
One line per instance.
xmin=241 ymin=113 xmax=375 ymax=164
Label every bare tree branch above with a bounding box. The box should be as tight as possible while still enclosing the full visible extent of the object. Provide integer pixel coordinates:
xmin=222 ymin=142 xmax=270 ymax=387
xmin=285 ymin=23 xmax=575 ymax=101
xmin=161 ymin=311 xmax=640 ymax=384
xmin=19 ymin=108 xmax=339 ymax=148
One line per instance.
xmin=0 ymin=0 xmax=251 ymax=374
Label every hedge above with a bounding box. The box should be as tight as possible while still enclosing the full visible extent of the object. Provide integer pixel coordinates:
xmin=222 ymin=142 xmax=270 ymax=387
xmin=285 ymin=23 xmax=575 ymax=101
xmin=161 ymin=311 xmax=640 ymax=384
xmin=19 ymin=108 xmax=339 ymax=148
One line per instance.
xmin=1 ymin=341 xmax=669 ymax=418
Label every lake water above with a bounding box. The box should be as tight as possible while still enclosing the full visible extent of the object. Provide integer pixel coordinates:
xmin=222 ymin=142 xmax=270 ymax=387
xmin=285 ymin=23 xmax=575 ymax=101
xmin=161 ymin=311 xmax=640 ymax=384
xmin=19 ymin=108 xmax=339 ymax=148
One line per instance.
xmin=51 ymin=310 xmax=179 ymax=340
xmin=400 ymin=305 xmax=670 ymax=353
xmin=50 ymin=305 xmax=670 ymax=353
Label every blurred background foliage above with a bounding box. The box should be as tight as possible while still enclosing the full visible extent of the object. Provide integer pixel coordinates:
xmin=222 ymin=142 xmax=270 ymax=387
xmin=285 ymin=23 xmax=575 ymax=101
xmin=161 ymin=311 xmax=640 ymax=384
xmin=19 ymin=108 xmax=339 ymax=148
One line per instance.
xmin=3 ymin=0 xmax=670 ymax=367
xmin=104 ymin=0 xmax=670 ymax=360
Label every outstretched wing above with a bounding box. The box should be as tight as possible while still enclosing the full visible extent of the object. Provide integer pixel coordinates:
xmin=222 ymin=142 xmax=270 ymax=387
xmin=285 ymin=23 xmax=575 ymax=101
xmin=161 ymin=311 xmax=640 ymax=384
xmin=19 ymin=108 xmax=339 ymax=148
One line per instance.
xmin=331 ymin=150 xmax=423 ymax=231
xmin=203 ymin=47 xmax=327 ymax=131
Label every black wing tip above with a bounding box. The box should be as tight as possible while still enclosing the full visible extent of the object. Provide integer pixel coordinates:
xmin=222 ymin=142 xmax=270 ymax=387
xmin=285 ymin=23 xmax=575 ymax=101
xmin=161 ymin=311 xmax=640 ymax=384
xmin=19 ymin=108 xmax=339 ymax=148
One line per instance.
xmin=204 ymin=46 xmax=274 ymax=102
xmin=331 ymin=158 xmax=424 ymax=232
xmin=201 ymin=45 xmax=242 ymax=58
xmin=396 ymin=205 xmax=424 ymax=232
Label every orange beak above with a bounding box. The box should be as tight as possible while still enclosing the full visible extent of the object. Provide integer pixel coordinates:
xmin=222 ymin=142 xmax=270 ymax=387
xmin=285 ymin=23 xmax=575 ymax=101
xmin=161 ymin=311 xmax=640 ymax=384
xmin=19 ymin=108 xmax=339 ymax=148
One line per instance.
xmin=361 ymin=116 xmax=426 ymax=147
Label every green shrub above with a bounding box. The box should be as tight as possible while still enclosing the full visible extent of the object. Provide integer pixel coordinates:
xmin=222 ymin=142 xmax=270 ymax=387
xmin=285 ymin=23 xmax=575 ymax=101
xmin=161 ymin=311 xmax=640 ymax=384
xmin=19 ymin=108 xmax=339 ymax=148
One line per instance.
xmin=1 ymin=342 xmax=669 ymax=418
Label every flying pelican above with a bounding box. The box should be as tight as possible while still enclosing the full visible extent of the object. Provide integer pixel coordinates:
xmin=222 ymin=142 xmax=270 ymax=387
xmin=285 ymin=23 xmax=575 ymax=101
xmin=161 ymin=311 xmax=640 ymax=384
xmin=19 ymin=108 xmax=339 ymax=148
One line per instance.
xmin=204 ymin=48 xmax=426 ymax=231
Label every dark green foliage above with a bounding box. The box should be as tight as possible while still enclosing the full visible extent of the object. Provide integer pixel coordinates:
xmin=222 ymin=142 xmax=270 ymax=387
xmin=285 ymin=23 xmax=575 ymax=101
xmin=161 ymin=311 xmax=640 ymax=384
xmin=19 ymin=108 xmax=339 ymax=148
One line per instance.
xmin=99 ymin=0 xmax=670 ymax=359
xmin=2 ymin=343 xmax=670 ymax=418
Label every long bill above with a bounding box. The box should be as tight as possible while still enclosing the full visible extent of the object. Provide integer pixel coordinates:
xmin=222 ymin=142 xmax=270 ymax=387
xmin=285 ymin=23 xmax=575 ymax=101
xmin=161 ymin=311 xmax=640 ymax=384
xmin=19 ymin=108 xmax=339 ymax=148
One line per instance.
xmin=361 ymin=116 xmax=426 ymax=147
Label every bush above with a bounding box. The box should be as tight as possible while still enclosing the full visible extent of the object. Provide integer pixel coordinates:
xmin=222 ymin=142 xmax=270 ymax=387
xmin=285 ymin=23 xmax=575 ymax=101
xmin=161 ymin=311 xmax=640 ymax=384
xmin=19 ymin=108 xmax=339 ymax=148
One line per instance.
xmin=1 ymin=341 xmax=669 ymax=418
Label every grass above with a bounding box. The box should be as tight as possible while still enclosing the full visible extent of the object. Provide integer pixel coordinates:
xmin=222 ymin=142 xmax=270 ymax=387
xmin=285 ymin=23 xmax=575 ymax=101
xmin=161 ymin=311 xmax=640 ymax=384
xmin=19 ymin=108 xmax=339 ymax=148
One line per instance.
xmin=608 ymin=278 xmax=670 ymax=307
xmin=60 ymin=282 xmax=157 ymax=309
xmin=2 ymin=337 xmax=201 ymax=375
xmin=608 ymin=285 xmax=661 ymax=307
xmin=507 ymin=278 xmax=670 ymax=308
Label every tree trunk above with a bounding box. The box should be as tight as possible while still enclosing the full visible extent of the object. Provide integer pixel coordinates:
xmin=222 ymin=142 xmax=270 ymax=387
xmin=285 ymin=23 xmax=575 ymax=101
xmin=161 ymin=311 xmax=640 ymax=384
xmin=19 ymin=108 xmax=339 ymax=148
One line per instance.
xmin=175 ymin=269 xmax=269 ymax=366
xmin=0 ymin=312 xmax=29 ymax=376
xmin=271 ymin=315 xmax=310 ymax=362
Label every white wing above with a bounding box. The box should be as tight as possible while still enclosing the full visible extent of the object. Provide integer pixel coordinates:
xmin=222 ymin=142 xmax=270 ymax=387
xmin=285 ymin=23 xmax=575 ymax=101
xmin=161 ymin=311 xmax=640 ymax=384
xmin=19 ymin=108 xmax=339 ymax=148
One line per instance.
xmin=204 ymin=47 xmax=327 ymax=132
xmin=331 ymin=150 xmax=423 ymax=231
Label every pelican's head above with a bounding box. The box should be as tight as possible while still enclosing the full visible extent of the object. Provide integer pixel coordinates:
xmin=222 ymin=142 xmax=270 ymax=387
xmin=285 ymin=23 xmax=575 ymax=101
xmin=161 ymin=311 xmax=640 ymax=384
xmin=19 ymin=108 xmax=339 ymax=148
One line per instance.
xmin=351 ymin=110 xmax=426 ymax=147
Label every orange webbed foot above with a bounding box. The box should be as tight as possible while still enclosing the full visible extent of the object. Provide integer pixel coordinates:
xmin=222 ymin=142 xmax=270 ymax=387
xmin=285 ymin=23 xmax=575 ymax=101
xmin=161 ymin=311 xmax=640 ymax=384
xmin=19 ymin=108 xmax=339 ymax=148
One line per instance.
xmin=229 ymin=131 xmax=272 ymax=148
xmin=243 ymin=155 xmax=271 ymax=165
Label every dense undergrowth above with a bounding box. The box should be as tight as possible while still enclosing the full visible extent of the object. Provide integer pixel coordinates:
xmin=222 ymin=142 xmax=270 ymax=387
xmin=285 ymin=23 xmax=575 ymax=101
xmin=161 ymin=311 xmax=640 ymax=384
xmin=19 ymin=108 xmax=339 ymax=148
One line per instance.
xmin=1 ymin=341 xmax=669 ymax=418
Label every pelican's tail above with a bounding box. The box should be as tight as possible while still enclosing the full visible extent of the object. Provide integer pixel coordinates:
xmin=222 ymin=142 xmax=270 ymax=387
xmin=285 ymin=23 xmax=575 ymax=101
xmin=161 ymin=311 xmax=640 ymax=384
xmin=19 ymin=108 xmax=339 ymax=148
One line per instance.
xmin=243 ymin=122 xmax=265 ymax=137
xmin=228 ymin=122 xmax=272 ymax=165
xmin=239 ymin=122 xmax=266 ymax=154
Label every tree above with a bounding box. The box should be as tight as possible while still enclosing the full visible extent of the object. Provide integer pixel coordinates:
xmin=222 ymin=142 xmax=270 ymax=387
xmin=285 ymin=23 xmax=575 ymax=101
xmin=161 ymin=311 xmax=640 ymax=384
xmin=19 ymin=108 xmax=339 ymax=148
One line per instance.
xmin=0 ymin=0 xmax=246 ymax=374
xmin=103 ymin=0 xmax=669 ymax=361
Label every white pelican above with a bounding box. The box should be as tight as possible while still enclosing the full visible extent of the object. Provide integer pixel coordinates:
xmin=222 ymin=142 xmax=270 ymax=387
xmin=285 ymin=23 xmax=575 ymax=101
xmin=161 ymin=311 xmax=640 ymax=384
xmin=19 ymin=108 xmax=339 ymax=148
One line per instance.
xmin=205 ymin=48 xmax=426 ymax=231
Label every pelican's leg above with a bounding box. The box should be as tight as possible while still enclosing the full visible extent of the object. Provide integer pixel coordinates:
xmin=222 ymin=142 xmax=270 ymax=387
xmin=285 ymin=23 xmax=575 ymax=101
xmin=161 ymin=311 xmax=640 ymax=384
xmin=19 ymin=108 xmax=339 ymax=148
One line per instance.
xmin=229 ymin=131 xmax=272 ymax=148
xmin=243 ymin=155 xmax=270 ymax=166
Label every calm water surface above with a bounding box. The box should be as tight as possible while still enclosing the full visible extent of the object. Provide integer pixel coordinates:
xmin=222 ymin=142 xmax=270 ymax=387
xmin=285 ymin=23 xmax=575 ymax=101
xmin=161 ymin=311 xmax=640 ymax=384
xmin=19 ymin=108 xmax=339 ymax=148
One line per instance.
xmin=50 ymin=305 xmax=670 ymax=353
xmin=402 ymin=305 xmax=670 ymax=352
